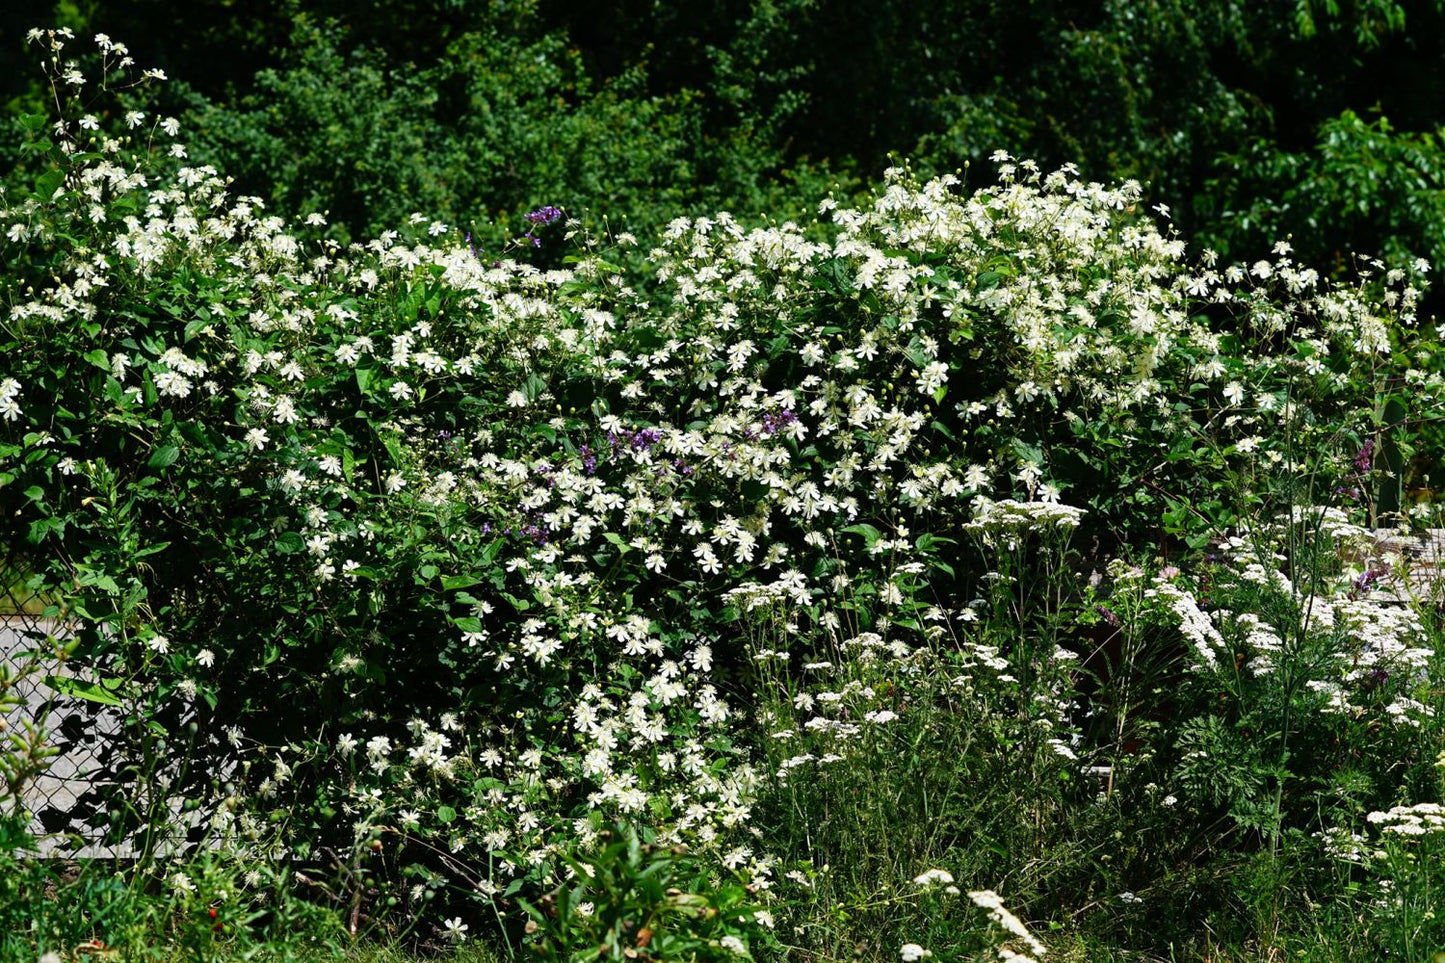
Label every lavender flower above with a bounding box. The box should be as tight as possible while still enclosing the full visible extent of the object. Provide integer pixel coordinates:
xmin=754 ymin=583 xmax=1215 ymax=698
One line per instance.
xmin=524 ymin=205 xmax=563 ymax=225
xmin=1354 ymin=438 xmax=1374 ymax=474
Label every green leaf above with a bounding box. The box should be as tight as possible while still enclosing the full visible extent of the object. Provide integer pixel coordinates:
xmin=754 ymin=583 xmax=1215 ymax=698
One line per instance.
xmin=441 ymin=574 xmax=480 ymax=590
xmin=915 ymin=533 xmax=956 ymax=552
xmin=275 ymin=531 xmax=305 ymax=554
xmin=147 ymin=446 xmax=180 ymax=469
xmin=1012 ymin=439 xmax=1044 ymax=465
xmin=627 ymin=326 xmax=665 ymax=351
xmin=132 ymin=541 xmax=171 ymax=559
xmin=28 ymin=517 xmax=64 ymax=543
xmin=34 ymin=169 xmax=64 ymax=200
xmin=603 ymin=532 xmax=632 ymax=554
xmin=436 ymin=805 xmax=457 ymax=825
xmin=42 ymin=675 xmax=124 ymax=707
xmin=840 ymin=523 xmax=882 ymax=547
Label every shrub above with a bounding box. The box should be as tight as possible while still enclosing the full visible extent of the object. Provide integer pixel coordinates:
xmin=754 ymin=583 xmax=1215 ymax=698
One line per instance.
xmin=3 ymin=29 xmax=1443 ymax=955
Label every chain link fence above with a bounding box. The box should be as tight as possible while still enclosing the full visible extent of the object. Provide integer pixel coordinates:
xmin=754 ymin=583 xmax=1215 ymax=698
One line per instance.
xmin=1 ymin=555 xmax=129 ymax=856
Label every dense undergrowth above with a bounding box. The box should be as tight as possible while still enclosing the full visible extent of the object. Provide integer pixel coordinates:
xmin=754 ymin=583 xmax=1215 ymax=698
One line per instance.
xmin=4 ymin=27 xmax=1445 ymax=962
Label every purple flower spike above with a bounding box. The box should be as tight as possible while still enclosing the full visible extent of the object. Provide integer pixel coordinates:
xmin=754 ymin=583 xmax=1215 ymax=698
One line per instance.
xmin=525 ymin=205 xmax=563 ymax=225
xmin=1354 ymin=438 xmax=1374 ymax=474
xmin=760 ymin=410 xmax=799 ymax=436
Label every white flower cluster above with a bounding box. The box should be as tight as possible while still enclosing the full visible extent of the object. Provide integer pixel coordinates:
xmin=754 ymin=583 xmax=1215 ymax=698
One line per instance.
xmin=1367 ymin=802 xmax=1445 ymax=836
xmin=0 ymin=378 xmax=20 ymax=422
xmin=1139 ymin=517 xmax=1437 ymax=727
xmin=964 ymin=498 xmax=1085 ymax=543
xmin=968 ymin=888 xmax=1047 ymax=960
xmin=1141 ymin=574 xmax=1225 ymax=671
xmin=5 ymin=44 xmax=1441 ymax=930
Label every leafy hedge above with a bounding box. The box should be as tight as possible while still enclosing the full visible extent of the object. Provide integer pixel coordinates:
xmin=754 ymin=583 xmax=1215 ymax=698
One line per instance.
xmin=11 ymin=0 xmax=1445 ymax=293
xmin=3 ymin=29 xmax=1444 ymax=952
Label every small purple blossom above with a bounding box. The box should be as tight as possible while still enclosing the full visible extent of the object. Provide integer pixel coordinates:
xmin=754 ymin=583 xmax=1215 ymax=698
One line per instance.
xmin=525 ymin=205 xmax=563 ymax=225
xmin=760 ymin=410 xmax=799 ymax=437
xmin=1354 ymin=438 xmax=1374 ymax=474
xmin=631 ymin=428 xmax=662 ymax=451
xmin=608 ymin=427 xmax=664 ymax=453
xmin=1351 ymin=566 xmax=1389 ymax=599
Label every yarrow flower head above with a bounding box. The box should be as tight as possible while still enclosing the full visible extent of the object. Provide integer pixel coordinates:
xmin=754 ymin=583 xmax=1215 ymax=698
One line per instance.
xmin=913 ymin=868 xmax=955 ymax=888
xmin=969 ymin=889 xmax=1047 ymax=958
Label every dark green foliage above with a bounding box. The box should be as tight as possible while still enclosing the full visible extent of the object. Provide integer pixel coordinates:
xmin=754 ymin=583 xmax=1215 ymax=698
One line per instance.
xmin=521 ymin=823 xmax=766 ymax=962
xmin=10 ymin=0 xmax=1445 ymax=283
